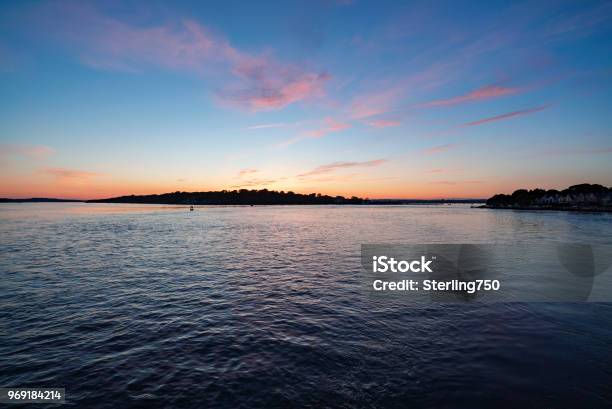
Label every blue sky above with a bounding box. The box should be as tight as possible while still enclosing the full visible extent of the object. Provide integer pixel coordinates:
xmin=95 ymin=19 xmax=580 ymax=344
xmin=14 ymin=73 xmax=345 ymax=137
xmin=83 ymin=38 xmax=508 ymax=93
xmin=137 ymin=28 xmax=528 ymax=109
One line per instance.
xmin=1 ymin=0 xmax=611 ymax=199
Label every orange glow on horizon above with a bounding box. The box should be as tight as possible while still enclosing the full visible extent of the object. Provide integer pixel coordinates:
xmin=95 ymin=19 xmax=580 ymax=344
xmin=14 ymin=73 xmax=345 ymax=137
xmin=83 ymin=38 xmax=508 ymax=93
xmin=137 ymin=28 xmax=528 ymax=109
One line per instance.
xmin=0 ymin=177 xmax=519 ymax=200
xmin=2 ymin=167 xmax=605 ymax=201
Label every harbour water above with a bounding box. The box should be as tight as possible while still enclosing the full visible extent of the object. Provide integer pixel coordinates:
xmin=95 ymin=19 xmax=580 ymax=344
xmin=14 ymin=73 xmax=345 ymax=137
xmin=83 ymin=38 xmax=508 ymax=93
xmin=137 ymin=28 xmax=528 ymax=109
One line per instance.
xmin=1 ymin=203 xmax=611 ymax=408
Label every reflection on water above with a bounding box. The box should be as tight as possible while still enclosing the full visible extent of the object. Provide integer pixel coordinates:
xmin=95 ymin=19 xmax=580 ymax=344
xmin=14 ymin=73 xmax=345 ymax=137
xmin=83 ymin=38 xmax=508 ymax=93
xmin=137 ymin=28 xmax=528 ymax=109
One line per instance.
xmin=1 ymin=203 xmax=611 ymax=408
xmin=0 ymin=202 xmax=197 ymax=217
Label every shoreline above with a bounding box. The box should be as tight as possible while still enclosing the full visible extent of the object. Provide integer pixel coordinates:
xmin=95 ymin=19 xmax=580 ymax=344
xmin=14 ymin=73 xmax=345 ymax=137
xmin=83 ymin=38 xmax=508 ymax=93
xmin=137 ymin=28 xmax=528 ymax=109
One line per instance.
xmin=475 ymin=204 xmax=612 ymax=213
xmin=1 ymin=199 xmax=486 ymax=205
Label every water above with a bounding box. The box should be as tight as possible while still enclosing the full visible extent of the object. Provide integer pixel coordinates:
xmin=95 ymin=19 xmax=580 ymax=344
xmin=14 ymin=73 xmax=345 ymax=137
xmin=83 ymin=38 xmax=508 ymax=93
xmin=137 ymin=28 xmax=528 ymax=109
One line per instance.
xmin=1 ymin=203 xmax=612 ymax=408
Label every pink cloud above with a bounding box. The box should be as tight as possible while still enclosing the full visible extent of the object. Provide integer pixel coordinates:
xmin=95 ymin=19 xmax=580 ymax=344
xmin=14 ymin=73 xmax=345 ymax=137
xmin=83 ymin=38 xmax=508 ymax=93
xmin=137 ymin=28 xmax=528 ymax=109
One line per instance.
xmin=1 ymin=144 xmax=55 ymax=159
xmin=298 ymin=158 xmax=387 ymax=178
xmin=544 ymin=2 xmax=612 ymax=38
xmin=429 ymin=180 xmax=483 ymax=185
xmin=247 ymin=123 xmax=289 ymax=130
xmin=42 ymin=167 xmax=99 ymax=180
xmin=423 ymin=143 xmax=459 ymax=155
xmin=231 ymin=178 xmax=277 ymax=188
xmin=419 ymin=85 xmax=520 ymax=108
xmin=348 ymin=87 xmax=403 ymax=120
xmin=463 ymin=105 xmax=549 ymax=127
xmin=344 ymin=47 xmax=506 ymax=120
xmin=303 ymin=118 xmax=350 ymax=138
xmin=350 ymin=102 xmax=387 ymax=120
xmin=365 ymin=119 xmax=401 ymax=128
xmin=429 ymin=180 xmax=457 ymax=185
xmin=222 ymin=67 xmax=329 ymax=110
xmin=238 ymin=169 xmax=258 ymax=177
xmin=345 ymin=66 xmax=461 ymax=121
xmin=279 ymin=117 xmax=350 ymax=146
xmin=51 ymin=10 xmax=219 ymax=73
xmin=34 ymin=3 xmax=328 ymax=111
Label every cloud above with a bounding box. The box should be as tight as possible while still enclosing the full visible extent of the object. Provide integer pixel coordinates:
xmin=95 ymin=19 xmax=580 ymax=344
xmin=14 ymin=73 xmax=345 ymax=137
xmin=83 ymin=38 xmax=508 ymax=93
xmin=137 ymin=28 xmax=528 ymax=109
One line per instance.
xmin=343 ymin=41 xmax=518 ymax=121
xmin=298 ymin=158 xmax=387 ymax=178
xmin=33 ymin=3 xmax=328 ymax=111
xmin=418 ymin=85 xmax=520 ymax=108
xmin=231 ymin=178 xmax=277 ymax=188
xmin=221 ymin=67 xmax=330 ymax=110
xmin=345 ymin=62 xmax=497 ymax=121
xmin=303 ymin=117 xmax=350 ymax=138
xmin=247 ymin=123 xmax=289 ymax=130
xmin=340 ymin=1 xmax=609 ymax=121
xmin=42 ymin=167 xmax=99 ymax=180
xmin=1 ymin=144 xmax=55 ymax=159
xmin=544 ymin=2 xmax=612 ymax=38
xmin=238 ymin=168 xmax=258 ymax=177
xmin=429 ymin=180 xmax=483 ymax=185
xmin=365 ymin=119 xmax=401 ymax=128
xmin=463 ymin=105 xmax=549 ymax=127
xmin=278 ymin=117 xmax=350 ymax=147
xmin=429 ymin=181 xmax=457 ymax=185
xmin=423 ymin=143 xmax=459 ymax=155
xmin=348 ymin=87 xmax=405 ymax=120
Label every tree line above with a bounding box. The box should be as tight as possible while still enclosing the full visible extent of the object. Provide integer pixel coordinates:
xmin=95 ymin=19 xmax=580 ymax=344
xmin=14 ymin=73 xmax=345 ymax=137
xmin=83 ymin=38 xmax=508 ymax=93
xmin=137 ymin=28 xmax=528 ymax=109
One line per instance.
xmin=87 ymin=189 xmax=364 ymax=205
xmin=486 ymin=184 xmax=612 ymax=208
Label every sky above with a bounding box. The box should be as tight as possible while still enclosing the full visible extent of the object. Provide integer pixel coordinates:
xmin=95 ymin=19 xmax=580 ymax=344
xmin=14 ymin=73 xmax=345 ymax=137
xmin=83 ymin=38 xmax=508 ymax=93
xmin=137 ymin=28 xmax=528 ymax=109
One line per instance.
xmin=1 ymin=0 xmax=611 ymax=199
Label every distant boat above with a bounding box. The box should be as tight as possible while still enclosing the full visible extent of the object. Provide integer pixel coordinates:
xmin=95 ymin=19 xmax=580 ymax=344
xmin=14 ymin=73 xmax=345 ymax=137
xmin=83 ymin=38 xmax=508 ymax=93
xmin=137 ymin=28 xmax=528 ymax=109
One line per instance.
xmin=189 ymin=205 xmax=194 ymax=211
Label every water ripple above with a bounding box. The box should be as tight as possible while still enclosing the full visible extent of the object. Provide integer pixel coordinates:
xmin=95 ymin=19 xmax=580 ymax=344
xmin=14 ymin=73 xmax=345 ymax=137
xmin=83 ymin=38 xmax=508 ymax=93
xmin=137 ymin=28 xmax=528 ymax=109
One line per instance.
xmin=1 ymin=204 xmax=612 ymax=408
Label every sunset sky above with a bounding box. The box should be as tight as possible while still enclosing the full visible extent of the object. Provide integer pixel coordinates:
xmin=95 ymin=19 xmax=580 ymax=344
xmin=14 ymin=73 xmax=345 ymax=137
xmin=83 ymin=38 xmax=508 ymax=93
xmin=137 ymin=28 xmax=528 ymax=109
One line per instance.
xmin=1 ymin=0 xmax=611 ymax=199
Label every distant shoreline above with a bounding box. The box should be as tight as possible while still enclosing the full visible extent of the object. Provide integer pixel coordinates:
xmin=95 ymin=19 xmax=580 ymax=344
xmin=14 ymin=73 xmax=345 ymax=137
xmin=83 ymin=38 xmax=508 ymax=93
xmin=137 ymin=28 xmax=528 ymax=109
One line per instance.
xmin=481 ymin=183 xmax=612 ymax=213
xmin=0 ymin=198 xmax=485 ymax=205
xmin=0 ymin=188 xmax=488 ymax=205
xmin=475 ymin=204 xmax=612 ymax=213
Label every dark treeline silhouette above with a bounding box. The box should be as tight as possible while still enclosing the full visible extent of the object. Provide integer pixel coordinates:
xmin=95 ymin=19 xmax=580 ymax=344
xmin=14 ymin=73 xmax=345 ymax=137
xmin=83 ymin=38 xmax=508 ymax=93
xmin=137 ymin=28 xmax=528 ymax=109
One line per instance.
xmin=87 ymin=189 xmax=364 ymax=205
xmin=485 ymin=183 xmax=612 ymax=211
